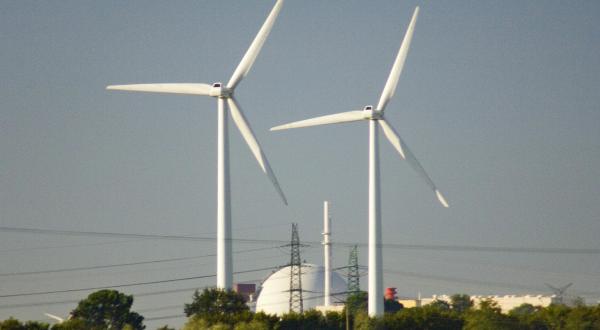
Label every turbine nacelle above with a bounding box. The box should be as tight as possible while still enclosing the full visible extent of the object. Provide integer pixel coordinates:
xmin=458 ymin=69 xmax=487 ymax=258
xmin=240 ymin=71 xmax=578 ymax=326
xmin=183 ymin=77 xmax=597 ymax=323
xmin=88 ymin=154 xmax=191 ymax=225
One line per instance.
xmin=363 ymin=105 xmax=383 ymax=120
xmin=210 ymin=82 xmax=233 ymax=98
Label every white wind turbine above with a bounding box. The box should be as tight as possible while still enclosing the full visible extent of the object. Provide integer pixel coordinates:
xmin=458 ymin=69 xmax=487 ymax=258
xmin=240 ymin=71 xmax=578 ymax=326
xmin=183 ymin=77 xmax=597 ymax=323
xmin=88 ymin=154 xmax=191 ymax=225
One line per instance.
xmin=271 ymin=7 xmax=448 ymax=316
xmin=107 ymin=0 xmax=286 ymax=290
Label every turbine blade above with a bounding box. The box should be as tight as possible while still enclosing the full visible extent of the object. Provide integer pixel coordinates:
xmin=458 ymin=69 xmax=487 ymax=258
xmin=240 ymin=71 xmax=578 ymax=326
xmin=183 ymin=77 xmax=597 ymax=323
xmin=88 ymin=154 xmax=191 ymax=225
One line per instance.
xmin=227 ymin=0 xmax=284 ymax=89
xmin=379 ymin=120 xmax=449 ymax=208
xmin=270 ymin=111 xmax=366 ymax=131
xmin=44 ymin=313 xmax=64 ymax=323
xmin=379 ymin=119 xmax=406 ymax=160
xmin=376 ymin=7 xmax=419 ymax=111
xmin=106 ymin=83 xmax=213 ymax=96
xmin=227 ymin=97 xmax=287 ymax=205
xmin=561 ymin=283 xmax=573 ymax=291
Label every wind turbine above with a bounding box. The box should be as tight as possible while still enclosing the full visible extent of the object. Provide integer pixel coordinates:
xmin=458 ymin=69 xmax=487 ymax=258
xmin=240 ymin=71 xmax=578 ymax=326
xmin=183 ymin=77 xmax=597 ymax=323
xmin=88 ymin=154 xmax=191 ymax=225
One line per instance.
xmin=545 ymin=282 xmax=573 ymax=304
xmin=107 ymin=0 xmax=286 ymax=290
xmin=271 ymin=7 xmax=448 ymax=316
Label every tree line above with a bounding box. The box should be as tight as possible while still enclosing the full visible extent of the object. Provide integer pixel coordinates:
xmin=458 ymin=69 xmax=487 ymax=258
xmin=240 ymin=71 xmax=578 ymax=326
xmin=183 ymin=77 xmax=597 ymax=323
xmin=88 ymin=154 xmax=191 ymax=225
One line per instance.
xmin=2 ymin=289 xmax=600 ymax=329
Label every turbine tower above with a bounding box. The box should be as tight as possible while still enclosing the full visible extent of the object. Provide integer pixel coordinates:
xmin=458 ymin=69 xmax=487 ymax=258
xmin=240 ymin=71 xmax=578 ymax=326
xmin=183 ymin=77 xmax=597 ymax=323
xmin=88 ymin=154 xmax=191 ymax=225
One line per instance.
xmin=271 ymin=7 xmax=448 ymax=316
xmin=107 ymin=0 xmax=286 ymax=290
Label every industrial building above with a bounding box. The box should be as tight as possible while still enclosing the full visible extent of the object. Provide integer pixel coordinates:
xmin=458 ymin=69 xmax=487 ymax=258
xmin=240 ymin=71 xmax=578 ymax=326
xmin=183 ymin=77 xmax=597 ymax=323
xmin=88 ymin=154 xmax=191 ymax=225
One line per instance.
xmin=400 ymin=294 xmax=561 ymax=313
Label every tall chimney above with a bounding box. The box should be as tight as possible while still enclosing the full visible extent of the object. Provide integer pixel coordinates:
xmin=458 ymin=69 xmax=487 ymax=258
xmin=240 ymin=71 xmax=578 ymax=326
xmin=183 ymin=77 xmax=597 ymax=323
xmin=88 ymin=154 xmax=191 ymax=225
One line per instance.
xmin=323 ymin=201 xmax=332 ymax=306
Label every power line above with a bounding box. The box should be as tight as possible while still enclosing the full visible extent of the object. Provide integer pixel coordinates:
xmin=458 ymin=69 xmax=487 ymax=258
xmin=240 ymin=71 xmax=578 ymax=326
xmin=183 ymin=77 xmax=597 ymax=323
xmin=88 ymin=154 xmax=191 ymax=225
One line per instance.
xmin=145 ymin=314 xmax=185 ymax=322
xmin=383 ymin=243 xmax=600 ymax=255
xmin=0 ymin=286 xmax=211 ymax=310
xmin=2 ymin=225 xmax=598 ymax=254
xmin=143 ymin=291 xmax=352 ymax=322
xmin=0 ymin=299 xmax=80 ymax=310
xmin=0 ymin=239 xmax=147 ymax=254
xmin=0 ymin=226 xmax=289 ymax=244
xmin=137 ymin=304 xmax=183 ymax=314
xmin=143 ymin=291 xmax=353 ymax=323
xmin=0 ymin=246 xmax=275 ymax=277
xmin=0 ymin=266 xmax=277 ymax=299
xmin=379 ymin=268 xmax=600 ymax=297
xmin=1 ymin=267 xmax=328 ymax=310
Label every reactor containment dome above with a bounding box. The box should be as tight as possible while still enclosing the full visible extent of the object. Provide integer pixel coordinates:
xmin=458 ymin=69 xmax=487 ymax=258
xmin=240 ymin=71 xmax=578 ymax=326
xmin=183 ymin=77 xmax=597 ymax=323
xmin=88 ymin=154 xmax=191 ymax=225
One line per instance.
xmin=255 ymin=264 xmax=347 ymax=315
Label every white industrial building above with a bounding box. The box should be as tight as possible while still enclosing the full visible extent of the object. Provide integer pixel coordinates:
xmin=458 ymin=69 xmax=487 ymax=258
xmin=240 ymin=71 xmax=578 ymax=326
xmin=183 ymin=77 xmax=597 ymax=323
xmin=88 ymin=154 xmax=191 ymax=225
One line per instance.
xmin=254 ymin=264 xmax=347 ymax=316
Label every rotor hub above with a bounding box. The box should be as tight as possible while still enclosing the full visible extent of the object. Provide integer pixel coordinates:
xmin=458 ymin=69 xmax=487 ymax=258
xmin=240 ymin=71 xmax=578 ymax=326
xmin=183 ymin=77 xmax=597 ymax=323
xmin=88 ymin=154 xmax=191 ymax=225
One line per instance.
xmin=363 ymin=105 xmax=383 ymax=120
xmin=210 ymin=82 xmax=232 ymax=98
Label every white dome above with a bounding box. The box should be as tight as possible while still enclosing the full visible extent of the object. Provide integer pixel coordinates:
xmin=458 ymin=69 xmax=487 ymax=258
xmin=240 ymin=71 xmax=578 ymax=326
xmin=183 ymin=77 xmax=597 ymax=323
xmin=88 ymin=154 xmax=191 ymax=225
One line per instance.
xmin=255 ymin=264 xmax=347 ymax=315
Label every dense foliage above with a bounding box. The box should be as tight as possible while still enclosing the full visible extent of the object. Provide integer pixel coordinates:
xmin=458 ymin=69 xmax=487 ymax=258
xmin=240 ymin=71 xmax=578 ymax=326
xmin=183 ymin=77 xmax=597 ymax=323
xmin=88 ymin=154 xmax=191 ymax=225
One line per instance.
xmin=5 ymin=290 xmax=600 ymax=329
xmin=0 ymin=318 xmax=49 ymax=330
xmin=25 ymin=290 xmax=145 ymax=330
xmin=183 ymin=288 xmax=251 ymax=327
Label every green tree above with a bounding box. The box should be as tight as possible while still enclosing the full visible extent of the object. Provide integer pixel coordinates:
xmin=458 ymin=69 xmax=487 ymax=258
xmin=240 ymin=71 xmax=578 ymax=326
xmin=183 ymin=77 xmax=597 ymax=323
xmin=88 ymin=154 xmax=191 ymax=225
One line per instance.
xmin=384 ymin=299 xmax=403 ymax=314
xmin=155 ymin=326 xmax=175 ymax=330
xmin=0 ymin=318 xmax=49 ymax=330
xmin=182 ymin=316 xmax=210 ymax=330
xmin=429 ymin=299 xmax=451 ymax=311
xmin=343 ymin=291 xmax=368 ymax=329
xmin=276 ymin=310 xmax=344 ymax=330
xmin=563 ymin=305 xmax=598 ymax=330
xmin=300 ymin=310 xmax=325 ymax=329
xmin=184 ymin=288 xmax=251 ymax=327
xmin=184 ymin=288 xmax=249 ymax=317
xmin=508 ymin=303 xmax=542 ymax=328
xmin=351 ymin=312 xmax=372 ymax=330
xmin=277 ymin=311 xmax=303 ymax=329
xmin=463 ymin=299 xmax=519 ymax=330
xmin=233 ymin=319 xmax=270 ymax=330
xmin=0 ymin=318 xmax=23 ymax=330
xmin=66 ymin=289 xmax=144 ymax=330
xmin=391 ymin=305 xmax=463 ymax=330
xmin=251 ymin=312 xmax=278 ymax=330
xmin=322 ymin=311 xmax=344 ymax=330
xmin=532 ymin=303 xmax=571 ymax=329
xmin=509 ymin=303 xmax=538 ymax=318
xmin=450 ymin=294 xmax=473 ymax=313
xmin=345 ymin=291 xmax=368 ymax=315
xmin=50 ymin=318 xmax=88 ymax=330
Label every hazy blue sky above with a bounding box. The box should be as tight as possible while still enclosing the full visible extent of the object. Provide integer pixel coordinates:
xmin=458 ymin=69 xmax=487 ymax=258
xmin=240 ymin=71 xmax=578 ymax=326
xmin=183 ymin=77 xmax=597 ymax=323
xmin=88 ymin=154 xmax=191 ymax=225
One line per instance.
xmin=1 ymin=0 xmax=599 ymax=328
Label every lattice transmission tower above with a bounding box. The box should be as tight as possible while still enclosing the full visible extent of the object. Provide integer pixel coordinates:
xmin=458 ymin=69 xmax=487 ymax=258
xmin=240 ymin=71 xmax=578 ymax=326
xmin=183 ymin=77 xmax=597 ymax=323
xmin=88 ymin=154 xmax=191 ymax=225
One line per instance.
xmin=288 ymin=223 xmax=304 ymax=313
xmin=347 ymin=245 xmax=360 ymax=294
